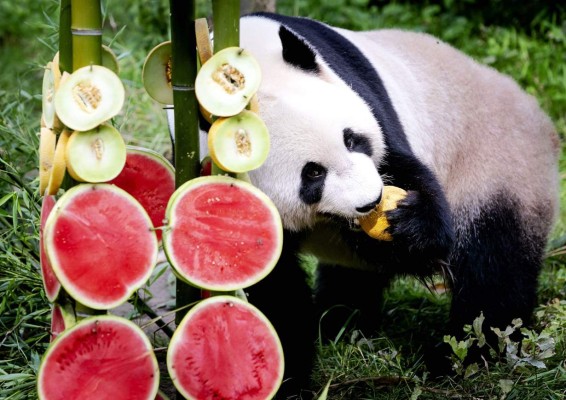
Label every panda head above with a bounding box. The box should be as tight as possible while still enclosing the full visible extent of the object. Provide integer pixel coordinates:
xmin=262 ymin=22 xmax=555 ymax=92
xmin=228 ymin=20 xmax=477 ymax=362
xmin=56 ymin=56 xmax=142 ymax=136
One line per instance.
xmin=242 ymin=17 xmax=386 ymax=231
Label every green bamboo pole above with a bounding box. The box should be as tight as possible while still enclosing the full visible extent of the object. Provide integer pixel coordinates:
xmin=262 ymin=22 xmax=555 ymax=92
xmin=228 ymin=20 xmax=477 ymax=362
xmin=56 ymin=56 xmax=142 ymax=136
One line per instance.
xmin=58 ymin=0 xmax=72 ymax=73
xmin=210 ymin=0 xmax=240 ymax=176
xmin=71 ymin=0 xmax=102 ymax=70
xmin=169 ymin=0 xmax=201 ymax=324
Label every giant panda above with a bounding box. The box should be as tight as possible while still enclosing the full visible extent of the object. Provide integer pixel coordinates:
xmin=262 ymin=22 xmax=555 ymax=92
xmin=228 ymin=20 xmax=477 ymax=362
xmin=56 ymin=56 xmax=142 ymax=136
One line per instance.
xmin=193 ymin=12 xmax=560 ymax=398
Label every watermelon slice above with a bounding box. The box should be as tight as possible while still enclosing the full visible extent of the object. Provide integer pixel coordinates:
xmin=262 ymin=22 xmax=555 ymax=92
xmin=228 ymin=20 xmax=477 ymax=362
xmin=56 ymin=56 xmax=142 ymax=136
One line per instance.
xmin=108 ymin=146 xmax=175 ymax=243
xmin=38 ymin=315 xmax=159 ymax=400
xmin=50 ymin=302 xmax=76 ymax=342
xmin=40 ymin=195 xmax=61 ymax=302
xmin=167 ymin=296 xmax=284 ymax=400
xmin=162 ymin=175 xmax=283 ymax=291
xmin=43 ymin=184 xmax=158 ymax=309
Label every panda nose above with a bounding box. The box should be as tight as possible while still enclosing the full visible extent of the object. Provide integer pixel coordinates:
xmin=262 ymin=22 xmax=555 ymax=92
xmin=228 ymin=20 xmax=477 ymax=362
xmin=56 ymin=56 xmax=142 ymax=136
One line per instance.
xmin=356 ymin=192 xmax=382 ymax=213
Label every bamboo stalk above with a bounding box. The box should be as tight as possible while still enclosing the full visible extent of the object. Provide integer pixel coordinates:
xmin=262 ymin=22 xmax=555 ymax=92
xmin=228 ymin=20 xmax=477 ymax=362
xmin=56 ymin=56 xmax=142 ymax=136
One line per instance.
xmin=212 ymin=0 xmax=241 ymax=52
xmin=168 ymin=0 xmax=201 ymax=324
xmin=58 ymin=0 xmax=72 ymax=73
xmin=210 ymin=0 xmax=241 ymax=176
xmin=71 ymin=0 xmax=102 ymax=70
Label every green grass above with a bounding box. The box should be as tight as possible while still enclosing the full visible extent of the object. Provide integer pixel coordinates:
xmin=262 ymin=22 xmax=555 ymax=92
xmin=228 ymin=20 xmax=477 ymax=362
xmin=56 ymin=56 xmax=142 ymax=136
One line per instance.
xmin=0 ymin=1 xmax=565 ymax=399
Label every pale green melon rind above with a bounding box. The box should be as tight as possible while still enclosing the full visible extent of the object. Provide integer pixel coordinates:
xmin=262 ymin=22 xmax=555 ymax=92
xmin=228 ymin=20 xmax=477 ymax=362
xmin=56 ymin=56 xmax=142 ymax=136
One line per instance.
xmin=162 ymin=175 xmax=283 ymax=291
xmin=166 ymin=296 xmax=284 ymax=400
xmin=101 ymin=45 xmax=120 ymax=74
xmin=54 ymin=65 xmax=125 ymax=132
xmin=142 ymin=41 xmax=173 ymax=105
xmin=209 ymin=110 xmax=270 ymax=173
xmin=43 ymin=184 xmax=158 ymax=310
xmin=65 ymin=124 xmax=127 ymax=183
xmin=195 ymin=47 xmax=262 ymax=117
xmin=38 ymin=315 xmax=159 ymax=400
xmin=42 ymin=62 xmax=57 ymax=129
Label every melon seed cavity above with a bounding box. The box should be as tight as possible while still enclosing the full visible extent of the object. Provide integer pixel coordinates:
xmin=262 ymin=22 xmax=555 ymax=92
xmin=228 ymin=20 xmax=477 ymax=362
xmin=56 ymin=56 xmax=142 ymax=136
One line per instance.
xmin=92 ymin=137 xmax=105 ymax=160
xmin=235 ymin=129 xmax=252 ymax=157
xmin=213 ymin=63 xmax=245 ymax=94
xmin=165 ymin=57 xmax=173 ymax=88
xmin=73 ymin=82 xmax=101 ymax=113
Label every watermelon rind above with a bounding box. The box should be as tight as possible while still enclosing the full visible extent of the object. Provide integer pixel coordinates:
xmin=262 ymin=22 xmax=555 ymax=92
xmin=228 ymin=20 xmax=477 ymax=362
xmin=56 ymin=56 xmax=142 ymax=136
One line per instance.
xmin=38 ymin=315 xmax=159 ymax=400
xmin=162 ymin=175 xmax=283 ymax=291
xmin=50 ymin=302 xmax=76 ymax=342
xmin=167 ymin=296 xmax=284 ymax=400
xmin=108 ymin=145 xmax=175 ymax=244
xmin=43 ymin=184 xmax=159 ymax=309
xmin=40 ymin=194 xmax=61 ymax=302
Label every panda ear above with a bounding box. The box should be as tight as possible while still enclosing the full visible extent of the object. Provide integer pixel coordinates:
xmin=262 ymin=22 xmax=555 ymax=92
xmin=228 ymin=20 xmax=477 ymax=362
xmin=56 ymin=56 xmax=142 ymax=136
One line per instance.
xmin=278 ymin=25 xmax=319 ymax=73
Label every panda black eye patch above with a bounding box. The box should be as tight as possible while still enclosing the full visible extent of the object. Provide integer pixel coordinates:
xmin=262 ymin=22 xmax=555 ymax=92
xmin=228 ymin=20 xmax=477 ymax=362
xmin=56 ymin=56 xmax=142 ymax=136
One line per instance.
xmin=300 ymin=162 xmax=327 ymax=204
xmin=343 ymin=128 xmax=373 ymax=157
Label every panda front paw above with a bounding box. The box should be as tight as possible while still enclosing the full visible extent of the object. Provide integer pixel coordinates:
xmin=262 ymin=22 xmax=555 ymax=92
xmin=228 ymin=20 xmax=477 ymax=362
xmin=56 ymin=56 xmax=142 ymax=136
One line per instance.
xmin=385 ymin=190 xmax=454 ymax=262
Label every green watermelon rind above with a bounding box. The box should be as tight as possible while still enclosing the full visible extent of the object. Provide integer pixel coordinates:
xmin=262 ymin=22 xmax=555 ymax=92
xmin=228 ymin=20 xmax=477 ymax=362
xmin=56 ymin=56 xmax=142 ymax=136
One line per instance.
xmin=38 ymin=314 xmax=159 ymax=400
xmin=162 ymin=175 xmax=283 ymax=291
xmin=167 ymin=296 xmax=284 ymax=400
xmin=43 ymin=184 xmax=159 ymax=310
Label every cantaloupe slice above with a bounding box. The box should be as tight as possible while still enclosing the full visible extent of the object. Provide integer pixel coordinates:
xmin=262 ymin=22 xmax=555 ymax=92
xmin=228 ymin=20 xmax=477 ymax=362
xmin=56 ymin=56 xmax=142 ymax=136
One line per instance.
xmin=54 ymin=65 xmax=125 ymax=132
xmin=208 ymin=110 xmax=270 ymax=173
xmin=65 ymin=124 xmax=126 ymax=183
xmin=195 ymin=47 xmax=261 ymax=117
xmin=142 ymin=41 xmax=173 ymax=105
xmin=46 ymin=128 xmax=71 ymax=196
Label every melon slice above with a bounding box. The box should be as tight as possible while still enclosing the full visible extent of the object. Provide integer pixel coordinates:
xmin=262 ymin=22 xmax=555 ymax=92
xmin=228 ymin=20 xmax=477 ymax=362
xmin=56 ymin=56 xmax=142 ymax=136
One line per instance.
xmin=43 ymin=184 xmax=158 ymax=309
xmin=42 ymin=61 xmax=61 ymax=130
xmin=167 ymin=296 xmax=284 ymax=400
xmin=108 ymin=146 xmax=175 ymax=243
xmin=163 ymin=175 xmax=283 ymax=291
xmin=142 ymin=41 xmax=173 ymax=105
xmin=208 ymin=110 xmax=270 ymax=173
xmin=50 ymin=302 xmax=76 ymax=341
xmin=38 ymin=315 xmax=159 ymax=400
xmin=40 ymin=195 xmax=61 ymax=301
xmin=101 ymin=45 xmax=120 ymax=74
xmin=358 ymin=185 xmax=407 ymax=241
xmin=65 ymin=124 xmax=127 ymax=183
xmin=39 ymin=127 xmax=57 ymax=195
xmin=46 ymin=129 xmax=71 ymax=196
xmin=195 ymin=47 xmax=261 ymax=117
xmin=54 ymin=65 xmax=125 ymax=132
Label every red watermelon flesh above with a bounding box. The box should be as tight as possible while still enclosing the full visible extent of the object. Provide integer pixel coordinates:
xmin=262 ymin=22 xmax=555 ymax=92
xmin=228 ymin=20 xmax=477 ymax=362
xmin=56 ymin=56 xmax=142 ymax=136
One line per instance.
xmin=40 ymin=195 xmax=61 ymax=302
xmin=108 ymin=146 xmax=175 ymax=243
xmin=50 ymin=304 xmax=65 ymax=342
xmin=43 ymin=184 xmax=158 ymax=309
xmin=167 ymin=296 xmax=284 ymax=400
xmin=38 ymin=315 xmax=159 ymax=400
xmin=163 ymin=175 xmax=283 ymax=291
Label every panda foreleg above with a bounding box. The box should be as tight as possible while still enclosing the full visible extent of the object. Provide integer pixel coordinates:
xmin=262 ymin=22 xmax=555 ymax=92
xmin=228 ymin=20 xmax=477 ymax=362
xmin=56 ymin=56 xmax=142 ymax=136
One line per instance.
xmin=246 ymin=230 xmax=317 ymax=398
xmin=314 ymin=264 xmax=390 ymax=341
xmin=431 ymin=196 xmax=548 ymax=375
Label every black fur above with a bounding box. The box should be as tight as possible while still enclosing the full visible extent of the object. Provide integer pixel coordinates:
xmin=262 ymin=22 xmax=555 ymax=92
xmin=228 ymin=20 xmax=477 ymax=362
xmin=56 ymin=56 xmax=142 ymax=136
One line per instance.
xmin=300 ymin=162 xmax=326 ymax=205
xmin=279 ymin=25 xmax=319 ymax=73
xmin=344 ymin=128 xmax=373 ymax=157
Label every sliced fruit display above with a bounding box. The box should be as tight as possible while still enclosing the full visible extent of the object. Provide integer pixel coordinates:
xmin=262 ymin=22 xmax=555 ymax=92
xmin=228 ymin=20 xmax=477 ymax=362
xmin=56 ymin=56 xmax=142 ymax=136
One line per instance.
xmin=42 ymin=61 xmax=61 ymax=130
xmin=43 ymin=184 xmax=158 ymax=309
xmin=46 ymin=128 xmax=71 ymax=196
xmin=50 ymin=302 xmax=76 ymax=341
xmin=195 ymin=47 xmax=261 ymax=117
xmin=39 ymin=127 xmax=57 ymax=195
xmin=167 ymin=296 xmax=284 ymax=400
xmin=142 ymin=41 xmax=173 ymax=105
xmin=208 ymin=110 xmax=270 ymax=173
xmin=155 ymin=390 xmax=171 ymax=400
xmin=108 ymin=146 xmax=175 ymax=243
xmin=40 ymin=195 xmax=61 ymax=301
xmin=359 ymin=185 xmax=408 ymax=241
xmin=195 ymin=18 xmax=213 ymax=65
xmin=163 ymin=175 xmax=283 ymax=291
xmin=54 ymin=65 xmax=125 ymax=132
xmin=101 ymin=45 xmax=119 ymax=74
xmin=38 ymin=315 xmax=159 ymax=400
xmin=65 ymin=124 xmax=126 ymax=183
